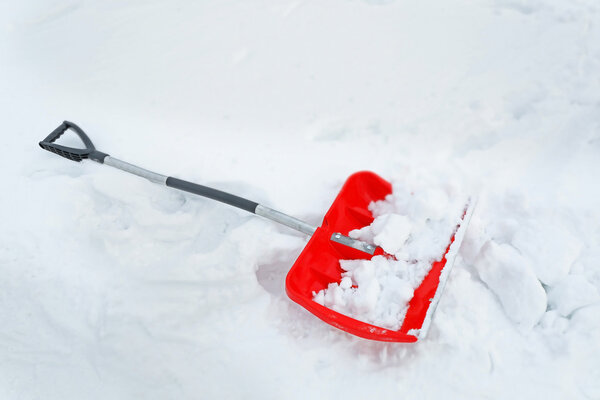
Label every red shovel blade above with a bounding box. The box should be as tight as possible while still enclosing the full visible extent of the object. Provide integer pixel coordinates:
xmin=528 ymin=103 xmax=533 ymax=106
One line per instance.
xmin=285 ymin=171 xmax=461 ymax=342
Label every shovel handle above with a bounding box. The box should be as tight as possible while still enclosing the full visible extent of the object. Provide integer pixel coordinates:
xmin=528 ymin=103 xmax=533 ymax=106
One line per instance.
xmin=39 ymin=121 xmax=376 ymax=254
xmin=39 ymin=121 xmax=108 ymax=163
xmin=165 ymin=177 xmax=258 ymax=213
xmin=39 ymin=121 xmax=260 ymax=213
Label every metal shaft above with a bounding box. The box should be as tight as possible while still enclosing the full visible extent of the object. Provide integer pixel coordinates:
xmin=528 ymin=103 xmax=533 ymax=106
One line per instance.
xmin=255 ymin=205 xmax=317 ymax=236
xmin=102 ymin=156 xmax=375 ymax=255
xmin=103 ymin=156 xmax=317 ymax=234
xmin=104 ymin=157 xmax=168 ymax=184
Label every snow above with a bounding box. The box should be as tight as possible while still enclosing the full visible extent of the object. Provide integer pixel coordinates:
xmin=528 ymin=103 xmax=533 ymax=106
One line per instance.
xmin=474 ymin=241 xmax=547 ymax=329
xmin=2 ymin=0 xmax=600 ymax=399
xmin=359 ymin=213 xmax=412 ymax=256
xmin=313 ymin=179 xmax=468 ymax=330
xmin=547 ymin=274 xmax=600 ymax=317
xmin=513 ymin=220 xmax=583 ymax=286
xmin=314 ymin=256 xmax=417 ymax=330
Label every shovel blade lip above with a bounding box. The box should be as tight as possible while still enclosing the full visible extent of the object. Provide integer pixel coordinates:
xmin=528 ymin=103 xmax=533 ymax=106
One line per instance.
xmin=285 ymin=171 xmax=468 ymax=343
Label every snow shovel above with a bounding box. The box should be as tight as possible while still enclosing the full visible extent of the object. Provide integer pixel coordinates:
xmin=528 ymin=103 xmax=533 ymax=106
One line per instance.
xmin=39 ymin=121 xmax=474 ymax=342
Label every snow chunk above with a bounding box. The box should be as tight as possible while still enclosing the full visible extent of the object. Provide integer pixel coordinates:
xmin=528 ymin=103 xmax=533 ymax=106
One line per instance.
xmin=511 ymin=222 xmax=583 ymax=286
xmin=474 ymin=241 xmax=547 ymax=329
xmin=314 ymin=256 xmax=418 ymax=330
xmin=547 ymin=275 xmax=600 ymax=317
xmin=314 ymin=179 xmax=468 ymax=330
xmin=539 ymin=310 xmax=569 ymax=334
xmin=350 ymin=214 xmax=411 ymax=255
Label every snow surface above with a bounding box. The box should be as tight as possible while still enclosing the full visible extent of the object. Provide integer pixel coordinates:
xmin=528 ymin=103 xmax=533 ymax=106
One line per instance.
xmin=313 ymin=180 xmax=468 ymax=330
xmin=314 ymin=255 xmax=418 ymax=330
xmin=2 ymin=0 xmax=600 ymax=399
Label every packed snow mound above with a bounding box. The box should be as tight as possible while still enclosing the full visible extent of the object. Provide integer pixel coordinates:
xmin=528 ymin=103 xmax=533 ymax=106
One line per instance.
xmin=462 ymin=193 xmax=597 ymax=332
xmin=313 ymin=179 xmax=468 ymax=330
xmin=474 ymin=241 xmax=547 ymax=329
xmin=512 ymin=221 xmax=583 ymax=286
xmin=547 ymin=274 xmax=600 ymax=317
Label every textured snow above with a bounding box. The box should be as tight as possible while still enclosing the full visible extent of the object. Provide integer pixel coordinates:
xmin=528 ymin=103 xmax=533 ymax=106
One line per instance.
xmin=513 ymin=221 xmax=583 ymax=286
xmin=313 ymin=180 xmax=468 ymax=330
xmin=475 ymin=241 xmax=547 ymax=329
xmin=351 ymin=178 xmax=467 ymax=261
xmin=364 ymin=213 xmax=412 ymax=256
xmin=2 ymin=0 xmax=600 ymax=399
xmin=547 ymin=274 xmax=600 ymax=317
xmin=314 ymin=256 xmax=418 ymax=330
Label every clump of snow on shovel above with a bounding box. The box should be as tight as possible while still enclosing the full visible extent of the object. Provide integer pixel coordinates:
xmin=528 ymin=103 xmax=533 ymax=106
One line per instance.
xmin=313 ymin=178 xmax=468 ymax=330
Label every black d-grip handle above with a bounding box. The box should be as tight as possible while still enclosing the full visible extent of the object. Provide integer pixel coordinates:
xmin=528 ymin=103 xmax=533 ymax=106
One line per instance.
xmin=39 ymin=121 xmax=107 ymax=163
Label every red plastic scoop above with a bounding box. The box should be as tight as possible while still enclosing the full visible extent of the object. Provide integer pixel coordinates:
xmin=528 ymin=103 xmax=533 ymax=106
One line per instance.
xmin=286 ymin=171 xmax=471 ymax=342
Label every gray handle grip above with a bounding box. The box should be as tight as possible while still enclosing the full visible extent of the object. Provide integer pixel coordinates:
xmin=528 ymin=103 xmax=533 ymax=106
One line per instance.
xmin=39 ymin=121 xmax=108 ymax=163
